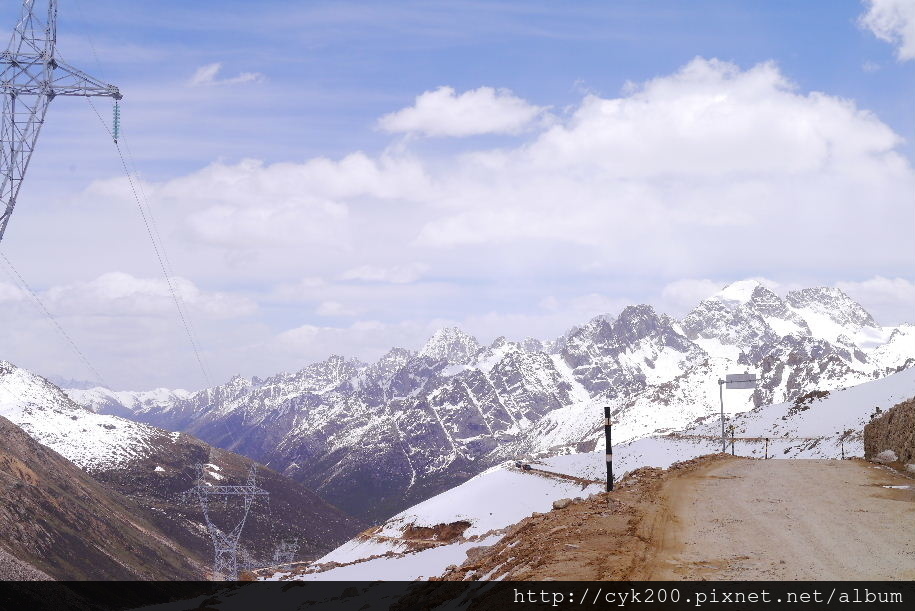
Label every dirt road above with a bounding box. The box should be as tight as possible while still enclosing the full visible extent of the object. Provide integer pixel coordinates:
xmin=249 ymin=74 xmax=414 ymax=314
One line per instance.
xmin=641 ymin=458 xmax=915 ymax=580
xmin=442 ymin=456 xmax=915 ymax=581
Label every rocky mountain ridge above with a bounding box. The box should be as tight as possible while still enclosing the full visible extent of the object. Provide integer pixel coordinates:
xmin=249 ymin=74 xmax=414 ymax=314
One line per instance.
xmin=68 ymin=280 xmax=914 ymax=522
xmin=0 ymin=362 xmax=362 ymax=575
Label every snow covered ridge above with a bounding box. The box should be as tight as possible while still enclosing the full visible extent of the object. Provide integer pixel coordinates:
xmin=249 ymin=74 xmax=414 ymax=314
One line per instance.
xmin=273 ymin=368 xmax=915 ymax=582
xmin=267 ymin=461 xmax=603 ymax=581
xmin=613 ymin=365 xmax=915 ymax=477
xmin=65 ymin=280 xmax=914 ymax=522
xmin=67 ymin=386 xmax=192 ymax=416
xmin=0 ymin=361 xmax=170 ymax=472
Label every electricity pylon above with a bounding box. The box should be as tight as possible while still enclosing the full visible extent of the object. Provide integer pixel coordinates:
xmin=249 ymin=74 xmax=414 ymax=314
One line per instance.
xmin=182 ymin=464 xmax=270 ymax=581
xmin=0 ymin=0 xmax=121 ymax=243
xmin=272 ymin=538 xmax=299 ymax=565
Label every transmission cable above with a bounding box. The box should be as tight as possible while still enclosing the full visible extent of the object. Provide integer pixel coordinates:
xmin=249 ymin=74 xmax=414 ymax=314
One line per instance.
xmin=86 ymin=97 xmax=213 ymax=387
xmin=66 ymin=4 xmax=210 ymax=384
xmin=0 ymin=250 xmax=109 ymax=388
xmin=119 ymin=131 xmax=210 ymax=377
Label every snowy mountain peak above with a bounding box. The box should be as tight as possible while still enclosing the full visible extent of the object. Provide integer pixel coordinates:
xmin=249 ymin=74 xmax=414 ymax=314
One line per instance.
xmin=225 ymin=374 xmax=251 ymax=389
xmin=786 ymin=288 xmax=878 ymax=329
xmin=489 ymin=336 xmax=509 ymax=350
xmin=290 ymin=355 xmax=365 ymax=392
xmin=0 ymin=361 xmax=163 ymax=472
xmin=418 ymin=327 xmax=481 ymax=364
xmin=520 ymin=337 xmax=545 ymax=353
xmin=714 ymin=279 xmax=766 ymax=305
xmin=614 ymin=304 xmax=668 ymax=339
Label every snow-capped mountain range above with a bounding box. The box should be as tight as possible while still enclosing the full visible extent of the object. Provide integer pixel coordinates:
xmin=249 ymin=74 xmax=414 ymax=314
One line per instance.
xmin=68 ymin=280 xmax=914 ymax=522
xmin=271 ymin=365 xmax=915 ymax=582
xmin=0 ymin=361 xmax=361 ymax=565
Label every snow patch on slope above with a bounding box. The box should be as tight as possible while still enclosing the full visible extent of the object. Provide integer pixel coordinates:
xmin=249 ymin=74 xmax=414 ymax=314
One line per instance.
xmin=379 ymin=464 xmax=602 ymax=538
xmin=616 ymin=366 xmax=915 ymax=475
xmin=0 ymin=362 xmax=162 ymax=471
xmin=288 ymin=535 xmax=502 ymax=582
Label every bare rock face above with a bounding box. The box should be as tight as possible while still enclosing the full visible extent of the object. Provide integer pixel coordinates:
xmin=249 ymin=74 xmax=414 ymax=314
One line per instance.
xmin=464 ymin=545 xmax=494 ymax=564
xmin=67 ymin=284 xmax=912 ymax=526
xmin=552 ymin=498 xmax=572 ymax=510
xmin=0 ymin=414 xmax=204 ymax=580
xmin=864 ymin=398 xmax=915 ymax=464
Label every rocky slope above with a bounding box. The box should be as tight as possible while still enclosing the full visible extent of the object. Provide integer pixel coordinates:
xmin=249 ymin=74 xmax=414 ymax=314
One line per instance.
xmin=0 ymin=414 xmax=204 ymax=579
xmin=0 ymin=362 xmax=362 ymax=573
xmin=69 ymin=281 xmax=914 ymax=523
xmin=864 ymin=397 xmax=915 ymax=464
xmin=264 ymin=366 xmax=915 ymax=582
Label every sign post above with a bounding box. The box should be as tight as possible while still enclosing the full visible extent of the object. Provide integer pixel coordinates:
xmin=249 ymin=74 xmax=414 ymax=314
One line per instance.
xmin=717 ymin=373 xmax=757 ymax=453
xmin=604 ymin=406 xmax=613 ymax=491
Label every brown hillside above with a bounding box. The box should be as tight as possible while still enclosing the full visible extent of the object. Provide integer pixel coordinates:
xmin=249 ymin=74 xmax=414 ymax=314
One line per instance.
xmin=864 ymin=397 xmax=915 ymax=463
xmin=0 ymin=415 xmax=204 ymax=580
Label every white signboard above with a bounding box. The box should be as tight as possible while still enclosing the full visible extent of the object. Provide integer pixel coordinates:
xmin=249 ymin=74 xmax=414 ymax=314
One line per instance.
xmin=725 ymin=373 xmax=757 ymax=389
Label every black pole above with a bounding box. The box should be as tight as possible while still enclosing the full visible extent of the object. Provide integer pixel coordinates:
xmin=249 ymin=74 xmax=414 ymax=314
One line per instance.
xmin=765 ymin=437 xmax=769 ymax=460
xmin=718 ymin=380 xmax=727 ymax=453
xmin=604 ymin=405 xmax=613 ymax=492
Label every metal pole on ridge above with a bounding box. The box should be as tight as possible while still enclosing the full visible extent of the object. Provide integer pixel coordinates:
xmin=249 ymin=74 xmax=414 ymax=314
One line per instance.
xmin=718 ymin=372 xmax=757 ymax=454
xmin=718 ymin=379 xmax=726 ymax=453
xmin=604 ymin=405 xmax=613 ymax=492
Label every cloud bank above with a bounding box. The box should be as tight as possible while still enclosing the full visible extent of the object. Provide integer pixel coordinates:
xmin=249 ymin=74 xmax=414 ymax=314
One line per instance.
xmin=189 ymin=62 xmax=266 ymax=86
xmin=860 ymin=0 xmax=915 ymax=60
xmin=13 ymin=57 xmax=912 ymax=388
xmin=378 ymin=86 xmax=548 ymax=136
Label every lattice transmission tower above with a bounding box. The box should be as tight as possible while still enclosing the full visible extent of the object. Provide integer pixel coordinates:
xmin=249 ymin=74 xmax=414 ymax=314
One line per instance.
xmin=0 ymin=0 xmax=121 ymax=243
xmin=272 ymin=538 xmax=299 ymax=565
xmin=182 ymin=464 xmax=270 ymax=581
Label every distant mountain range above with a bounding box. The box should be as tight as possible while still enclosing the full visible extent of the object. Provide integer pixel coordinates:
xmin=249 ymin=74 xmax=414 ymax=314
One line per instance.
xmin=0 ymin=362 xmax=362 ymax=578
xmin=68 ymin=280 xmax=914 ymax=523
xmin=279 ymin=366 xmax=915 ymax=582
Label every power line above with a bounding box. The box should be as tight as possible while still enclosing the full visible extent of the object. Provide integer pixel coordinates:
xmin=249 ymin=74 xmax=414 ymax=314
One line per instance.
xmin=0 ymin=250 xmax=108 ymax=388
xmin=119 ymin=128 xmax=210 ymax=381
xmin=85 ymin=97 xmax=213 ymax=387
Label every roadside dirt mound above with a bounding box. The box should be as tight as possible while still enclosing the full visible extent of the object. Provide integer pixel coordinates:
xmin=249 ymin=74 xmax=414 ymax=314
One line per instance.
xmin=864 ymin=397 xmax=915 ymax=464
xmin=440 ymin=455 xmax=915 ymax=581
xmin=403 ymin=521 xmax=471 ymax=542
xmin=438 ymin=454 xmax=731 ymax=581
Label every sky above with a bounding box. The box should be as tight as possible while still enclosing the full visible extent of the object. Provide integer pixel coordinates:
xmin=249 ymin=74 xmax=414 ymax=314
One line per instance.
xmin=0 ymin=0 xmax=912 ymax=390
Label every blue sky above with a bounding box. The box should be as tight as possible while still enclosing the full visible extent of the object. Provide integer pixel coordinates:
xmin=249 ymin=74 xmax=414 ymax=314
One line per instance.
xmin=0 ymin=0 xmax=912 ymax=389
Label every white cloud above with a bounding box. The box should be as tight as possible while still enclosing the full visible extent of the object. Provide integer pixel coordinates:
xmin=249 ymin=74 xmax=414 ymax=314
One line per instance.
xmin=274 ymin=319 xmax=443 ymax=362
xmin=0 ymin=272 xmax=259 ymax=389
xmin=86 ymin=57 xmax=912 ymax=282
xmin=859 ymin=0 xmax=915 ymax=60
xmin=341 ymin=263 xmax=428 ymax=284
xmin=189 ymin=62 xmax=266 ymax=86
xmin=0 ymin=281 xmax=24 ymax=304
xmin=142 ymin=154 xmax=430 ymax=250
xmin=43 ymin=272 xmax=256 ymax=319
xmin=835 ymin=276 xmax=915 ymax=325
xmin=20 ymin=57 xmax=912 ymax=389
xmin=659 ymin=277 xmax=792 ymax=316
xmin=411 ymin=58 xmax=912 ymax=279
xmin=378 ymin=86 xmax=548 ymax=137
xmin=315 ymin=300 xmax=361 ymax=317
xmin=661 ymin=279 xmax=727 ymax=314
